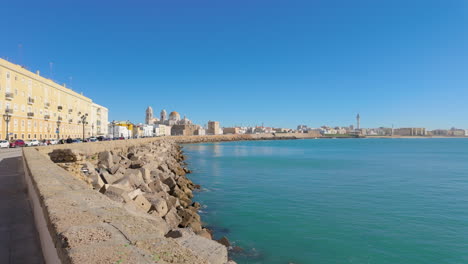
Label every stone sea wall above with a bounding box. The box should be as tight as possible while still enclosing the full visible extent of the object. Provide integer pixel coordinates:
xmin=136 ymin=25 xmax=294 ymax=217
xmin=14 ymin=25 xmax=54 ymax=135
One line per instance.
xmin=23 ymin=134 xmax=314 ymax=263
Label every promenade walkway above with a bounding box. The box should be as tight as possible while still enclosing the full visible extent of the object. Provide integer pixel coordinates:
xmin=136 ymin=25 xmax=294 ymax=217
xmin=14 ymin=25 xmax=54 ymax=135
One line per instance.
xmin=0 ymin=148 xmax=44 ymax=264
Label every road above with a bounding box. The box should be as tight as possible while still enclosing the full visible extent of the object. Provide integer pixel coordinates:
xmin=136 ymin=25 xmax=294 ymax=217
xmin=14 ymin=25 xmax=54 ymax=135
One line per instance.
xmin=0 ymin=148 xmax=44 ymax=264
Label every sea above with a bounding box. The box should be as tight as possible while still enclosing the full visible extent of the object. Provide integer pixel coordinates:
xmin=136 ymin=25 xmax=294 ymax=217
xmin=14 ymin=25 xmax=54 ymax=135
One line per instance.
xmin=183 ymin=138 xmax=468 ymax=264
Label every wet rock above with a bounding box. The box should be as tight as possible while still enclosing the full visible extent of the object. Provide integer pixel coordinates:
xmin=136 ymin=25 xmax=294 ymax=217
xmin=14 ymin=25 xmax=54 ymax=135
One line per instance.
xmin=217 ymin=236 xmax=231 ymax=247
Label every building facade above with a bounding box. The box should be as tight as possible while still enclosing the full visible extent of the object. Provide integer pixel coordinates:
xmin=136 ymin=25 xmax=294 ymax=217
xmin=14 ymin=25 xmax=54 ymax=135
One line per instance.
xmin=207 ymin=121 xmax=221 ymax=135
xmin=0 ymin=58 xmax=108 ymax=140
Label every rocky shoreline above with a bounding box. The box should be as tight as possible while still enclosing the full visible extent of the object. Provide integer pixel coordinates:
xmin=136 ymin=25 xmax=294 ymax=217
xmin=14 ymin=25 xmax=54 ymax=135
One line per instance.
xmin=48 ymin=139 xmax=236 ymax=264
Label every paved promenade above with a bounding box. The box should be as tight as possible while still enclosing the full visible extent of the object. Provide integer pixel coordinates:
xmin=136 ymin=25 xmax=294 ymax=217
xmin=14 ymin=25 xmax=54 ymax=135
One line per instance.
xmin=0 ymin=148 xmax=44 ymax=264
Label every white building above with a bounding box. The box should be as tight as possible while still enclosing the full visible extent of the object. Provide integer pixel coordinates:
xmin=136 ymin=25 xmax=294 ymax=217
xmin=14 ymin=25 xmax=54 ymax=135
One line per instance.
xmin=108 ymin=125 xmax=131 ymax=139
xmin=153 ymin=124 xmax=170 ymax=136
xmin=90 ymin=103 xmax=108 ymax=137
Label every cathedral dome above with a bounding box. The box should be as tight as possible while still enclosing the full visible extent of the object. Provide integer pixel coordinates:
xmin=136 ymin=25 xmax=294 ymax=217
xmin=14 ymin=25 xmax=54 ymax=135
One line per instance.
xmin=169 ymin=111 xmax=180 ymax=120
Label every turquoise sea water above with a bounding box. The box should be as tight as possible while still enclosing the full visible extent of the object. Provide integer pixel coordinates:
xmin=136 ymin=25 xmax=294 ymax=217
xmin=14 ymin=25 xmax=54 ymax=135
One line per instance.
xmin=183 ymin=139 xmax=468 ymax=264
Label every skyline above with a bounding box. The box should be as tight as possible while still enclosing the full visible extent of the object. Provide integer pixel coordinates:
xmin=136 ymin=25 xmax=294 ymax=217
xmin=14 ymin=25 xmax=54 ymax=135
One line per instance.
xmin=2 ymin=0 xmax=468 ymax=129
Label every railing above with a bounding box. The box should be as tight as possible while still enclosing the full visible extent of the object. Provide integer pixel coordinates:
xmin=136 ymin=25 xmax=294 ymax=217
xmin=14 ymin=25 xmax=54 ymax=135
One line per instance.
xmin=68 ymin=109 xmax=73 ymax=113
xmin=27 ymin=112 xmax=34 ymax=118
xmin=5 ymin=108 xmax=14 ymax=114
xmin=44 ymin=102 xmax=50 ymax=108
xmin=58 ymin=116 xmax=63 ymax=121
xmin=28 ymin=97 xmax=35 ymax=105
xmin=44 ymin=115 xmax=50 ymax=120
xmin=69 ymin=119 xmax=73 ymax=123
xmin=58 ymin=106 xmax=63 ymax=111
xmin=5 ymin=92 xmax=14 ymax=100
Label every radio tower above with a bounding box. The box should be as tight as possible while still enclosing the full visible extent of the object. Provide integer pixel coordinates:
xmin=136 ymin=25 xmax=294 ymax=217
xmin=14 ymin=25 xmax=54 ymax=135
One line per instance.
xmin=356 ymin=113 xmax=360 ymax=130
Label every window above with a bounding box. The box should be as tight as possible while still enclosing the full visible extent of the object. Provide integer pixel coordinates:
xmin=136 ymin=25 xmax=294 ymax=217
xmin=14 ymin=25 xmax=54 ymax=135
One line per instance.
xmin=21 ymin=105 xmax=25 ymax=112
xmin=6 ymin=72 xmax=10 ymax=79
xmin=15 ymin=89 xmax=18 ymax=95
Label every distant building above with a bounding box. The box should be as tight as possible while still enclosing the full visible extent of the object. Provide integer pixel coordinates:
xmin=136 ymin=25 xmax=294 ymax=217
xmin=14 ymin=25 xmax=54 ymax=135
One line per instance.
xmin=394 ymin=128 xmax=426 ymax=136
xmin=223 ymin=127 xmax=240 ymax=134
xmin=448 ymin=128 xmax=465 ymax=137
xmin=171 ymin=124 xmax=201 ymax=136
xmin=430 ymin=129 xmax=448 ymax=136
xmin=207 ymin=121 xmax=221 ymax=135
xmin=153 ymin=124 xmax=170 ymax=136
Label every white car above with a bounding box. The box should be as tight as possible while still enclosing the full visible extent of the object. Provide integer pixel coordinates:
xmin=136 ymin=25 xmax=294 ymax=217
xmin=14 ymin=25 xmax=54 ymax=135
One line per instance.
xmin=26 ymin=139 xmax=40 ymax=147
xmin=48 ymin=139 xmax=58 ymax=145
xmin=0 ymin=140 xmax=9 ymax=148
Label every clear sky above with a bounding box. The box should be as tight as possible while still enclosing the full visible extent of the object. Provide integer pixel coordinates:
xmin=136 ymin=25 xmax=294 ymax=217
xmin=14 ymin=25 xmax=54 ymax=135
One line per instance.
xmin=1 ymin=0 xmax=467 ymax=129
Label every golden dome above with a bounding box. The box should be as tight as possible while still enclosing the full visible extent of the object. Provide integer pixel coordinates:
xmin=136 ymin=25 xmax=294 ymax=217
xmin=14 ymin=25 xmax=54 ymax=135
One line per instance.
xmin=169 ymin=111 xmax=179 ymax=117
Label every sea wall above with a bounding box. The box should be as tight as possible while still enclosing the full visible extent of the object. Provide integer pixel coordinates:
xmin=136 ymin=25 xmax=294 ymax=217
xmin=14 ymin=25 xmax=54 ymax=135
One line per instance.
xmin=23 ymin=139 xmax=239 ymax=264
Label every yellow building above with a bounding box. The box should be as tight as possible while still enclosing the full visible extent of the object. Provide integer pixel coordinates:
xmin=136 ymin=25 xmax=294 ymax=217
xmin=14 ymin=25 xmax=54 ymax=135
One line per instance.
xmin=0 ymin=58 xmax=108 ymax=140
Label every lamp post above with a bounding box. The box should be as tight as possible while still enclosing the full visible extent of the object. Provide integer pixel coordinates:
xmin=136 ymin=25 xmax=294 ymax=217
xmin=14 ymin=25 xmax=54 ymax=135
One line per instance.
xmin=80 ymin=114 xmax=88 ymax=142
xmin=111 ymin=120 xmax=116 ymax=139
xmin=56 ymin=120 xmax=61 ymax=140
xmin=3 ymin=109 xmax=12 ymax=140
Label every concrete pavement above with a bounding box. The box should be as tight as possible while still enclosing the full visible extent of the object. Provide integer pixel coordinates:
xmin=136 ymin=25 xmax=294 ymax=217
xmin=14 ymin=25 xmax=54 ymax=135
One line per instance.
xmin=0 ymin=148 xmax=44 ymax=264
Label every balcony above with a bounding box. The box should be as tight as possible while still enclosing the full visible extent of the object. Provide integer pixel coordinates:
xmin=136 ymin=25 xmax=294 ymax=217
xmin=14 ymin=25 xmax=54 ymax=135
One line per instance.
xmin=27 ymin=112 xmax=34 ymax=118
xmin=5 ymin=108 xmax=14 ymax=114
xmin=58 ymin=116 xmax=63 ymax=121
xmin=58 ymin=106 xmax=63 ymax=111
xmin=44 ymin=115 xmax=50 ymax=120
xmin=28 ymin=97 xmax=35 ymax=105
xmin=44 ymin=102 xmax=50 ymax=108
xmin=5 ymin=92 xmax=14 ymax=100
xmin=68 ymin=119 xmax=73 ymax=123
xmin=68 ymin=109 xmax=73 ymax=114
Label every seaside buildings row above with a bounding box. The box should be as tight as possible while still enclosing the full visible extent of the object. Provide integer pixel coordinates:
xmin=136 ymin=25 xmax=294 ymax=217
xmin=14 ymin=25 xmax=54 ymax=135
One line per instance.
xmin=0 ymin=58 xmax=108 ymax=141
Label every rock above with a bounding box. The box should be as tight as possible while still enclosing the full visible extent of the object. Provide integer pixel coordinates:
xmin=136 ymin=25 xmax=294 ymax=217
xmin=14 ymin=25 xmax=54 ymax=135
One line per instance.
xmin=166 ymin=196 xmax=181 ymax=210
xmin=164 ymin=208 xmax=182 ymax=229
xmin=188 ymin=221 xmax=202 ymax=233
xmin=133 ymin=195 xmax=152 ymax=213
xmin=146 ymin=196 xmax=168 ymax=217
xmin=217 ymin=236 xmax=231 ymax=247
xmin=148 ymin=179 xmax=170 ymax=193
xmin=109 ymin=164 xmax=121 ymax=175
xmin=130 ymin=160 xmax=144 ymax=169
xmin=197 ymin=228 xmax=212 ymax=240
xmin=82 ymin=162 xmax=95 ymax=174
xmin=128 ymin=188 xmax=143 ymax=200
xmin=104 ymin=186 xmax=131 ymax=203
xmin=89 ymin=171 xmax=104 ymax=190
xmin=123 ymin=169 xmax=145 ymax=188
xmin=163 ymin=177 xmax=177 ymax=189
xmin=139 ymin=168 xmax=151 ymax=183
xmin=98 ymin=151 xmax=113 ymax=168
xmin=177 ymin=208 xmax=201 ymax=227
xmin=100 ymin=170 xmax=123 ymax=184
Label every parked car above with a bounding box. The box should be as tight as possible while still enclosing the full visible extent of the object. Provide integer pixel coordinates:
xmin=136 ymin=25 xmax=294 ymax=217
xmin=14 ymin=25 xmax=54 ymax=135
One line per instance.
xmin=10 ymin=140 xmax=26 ymax=148
xmin=0 ymin=140 xmax=9 ymax=148
xmin=88 ymin=137 xmax=98 ymax=142
xmin=49 ymin=139 xmax=58 ymax=145
xmin=25 ymin=139 xmax=40 ymax=147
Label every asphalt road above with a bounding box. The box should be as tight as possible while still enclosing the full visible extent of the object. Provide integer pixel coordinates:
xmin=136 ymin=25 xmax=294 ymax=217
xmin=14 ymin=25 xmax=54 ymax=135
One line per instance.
xmin=0 ymin=148 xmax=44 ymax=264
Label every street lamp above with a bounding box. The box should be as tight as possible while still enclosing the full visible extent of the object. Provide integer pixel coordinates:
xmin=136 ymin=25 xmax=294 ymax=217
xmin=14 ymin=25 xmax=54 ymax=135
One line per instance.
xmin=56 ymin=120 xmax=61 ymax=140
xmin=111 ymin=120 xmax=116 ymax=139
xmin=3 ymin=109 xmax=12 ymax=140
xmin=80 ymin=113 xmax=88 ymax=142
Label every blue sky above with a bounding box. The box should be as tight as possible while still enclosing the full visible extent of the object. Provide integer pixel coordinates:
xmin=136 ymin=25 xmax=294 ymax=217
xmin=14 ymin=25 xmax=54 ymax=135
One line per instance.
xmin=1 ymin=0 xmax=467 ymax=129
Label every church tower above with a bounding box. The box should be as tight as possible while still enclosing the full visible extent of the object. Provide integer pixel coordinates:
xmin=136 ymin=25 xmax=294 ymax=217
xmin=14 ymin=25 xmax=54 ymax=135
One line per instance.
xmin=160 ymin=109 xmax=167 ymax=122
xmin=145 ymin=106 xmax=154 ymax=124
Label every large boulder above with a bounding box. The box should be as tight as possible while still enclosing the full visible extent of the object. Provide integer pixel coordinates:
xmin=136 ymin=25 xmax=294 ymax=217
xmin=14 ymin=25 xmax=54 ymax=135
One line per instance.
xmin=146 ymin=195 xmax=168 ymax=217
xmin=164 ymin=207 xmax=182 ymax=229
xmin=98 ymin=151 xmax=113 ymax=168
